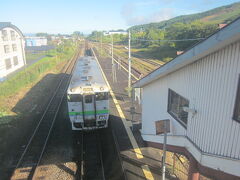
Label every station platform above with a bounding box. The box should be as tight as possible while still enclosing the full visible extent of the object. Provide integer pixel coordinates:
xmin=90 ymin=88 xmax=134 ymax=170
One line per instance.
xmin=92 ymin=48 xmax=183 ymax=180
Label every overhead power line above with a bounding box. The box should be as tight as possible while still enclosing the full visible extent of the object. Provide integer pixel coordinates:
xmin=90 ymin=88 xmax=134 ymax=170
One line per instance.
xmin=132 ymin=37 xmax=205 ymax=42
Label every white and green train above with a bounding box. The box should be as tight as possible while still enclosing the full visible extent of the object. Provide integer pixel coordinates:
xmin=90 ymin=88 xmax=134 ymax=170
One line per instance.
xmin=67 ymin=56 xmax=109 ymax=130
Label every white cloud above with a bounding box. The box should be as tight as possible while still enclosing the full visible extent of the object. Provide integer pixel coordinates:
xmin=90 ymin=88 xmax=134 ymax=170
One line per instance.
xmin=150 ymin=8 xmax=174 ymax=22
xmin=121 ymin=6 xmax=174 ymax=26
xmin=121 ymin=3 xmax=135 ymax=17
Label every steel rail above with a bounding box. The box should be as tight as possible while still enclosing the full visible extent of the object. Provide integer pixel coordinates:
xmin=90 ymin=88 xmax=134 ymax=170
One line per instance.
xmin=93 ymin=46 xmax=142 ymax=79
xmin=102 ymin=43 xmax=160 ymax=68
xmin=99 ymin=45 xmax=148 ymax=76
xmin=96 ymin=130 xmax=106 ymax=180
xmin=81 ymin=131 xmax=106 ymax=180
xmin=31 ymin=52 xmax=79 ymax=179
xmin=11 ymin=48 xmax=80 ymax=180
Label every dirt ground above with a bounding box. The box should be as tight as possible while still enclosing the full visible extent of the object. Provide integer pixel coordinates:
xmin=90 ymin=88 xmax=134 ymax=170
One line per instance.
xmin=0 ymin=60 xmax=71 ymax=179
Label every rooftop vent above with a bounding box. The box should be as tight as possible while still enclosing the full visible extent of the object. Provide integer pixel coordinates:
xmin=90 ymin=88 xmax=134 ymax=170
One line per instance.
xmin=82 ymin=69 xmax=88 ymax=73
xmin=88 ymin=76 xmax=93 ymax=80
xmin=83 ymin=66 xmax=90 ymax=70
xmin=81 ymin=76 xmax=88 ymax=81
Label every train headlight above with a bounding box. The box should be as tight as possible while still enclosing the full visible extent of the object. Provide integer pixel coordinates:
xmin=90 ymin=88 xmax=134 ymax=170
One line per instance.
xmin=99 ymin=115 xmax=107 ymax=120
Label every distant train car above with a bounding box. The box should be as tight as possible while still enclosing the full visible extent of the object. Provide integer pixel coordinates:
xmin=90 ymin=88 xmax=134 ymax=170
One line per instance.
xmin=67 ymin=56 xmax=109 ymax=130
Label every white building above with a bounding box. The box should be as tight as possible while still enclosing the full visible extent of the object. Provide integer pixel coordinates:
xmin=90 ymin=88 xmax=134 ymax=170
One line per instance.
xmin=0 ymin=22 xmax=26 ymax=81
xmin=25 ymin=36 xmax=47 ymax=46
xmin=133 ymin=18 xmax=240 ymax=180
xmin=103 ymin=30 xmax=128 ymax=36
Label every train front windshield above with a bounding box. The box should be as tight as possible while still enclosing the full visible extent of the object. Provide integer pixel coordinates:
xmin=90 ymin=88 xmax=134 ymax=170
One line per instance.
xmin=67 ymin=94 xmax=83 ymax=102
xmin=95 ymin=92 xmax=108 ymax=101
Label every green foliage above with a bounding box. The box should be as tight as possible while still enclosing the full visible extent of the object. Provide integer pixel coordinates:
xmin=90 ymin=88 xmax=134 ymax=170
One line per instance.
xmin=87 ymin=31 xmax=128 ymax=45
xmin=0 ymin=40 xmax=77 ymax=98
xmin=89 ymin=2 xmax=240 ymax=62
xmin=72 ymin=31 xmax=84 ymax=39
xmin=36 ymin=32 xmax=49 ymax=37
xmin=165 ymin=21 xmax=218 ymax=50
xmin=129 ymin=2 xmax=240 ymax=33
xmin=26 ymin=51 xmax=46 ymax=61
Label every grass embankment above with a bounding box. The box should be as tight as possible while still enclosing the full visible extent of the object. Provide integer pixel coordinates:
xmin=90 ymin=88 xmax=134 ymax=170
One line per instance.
xmin=130 ymin=46 xmax=174 ymax=63
xmin=0 ymin=41 xmax=78 ymax=124
xmin=26 ymin=51 xmax=47 ymax=62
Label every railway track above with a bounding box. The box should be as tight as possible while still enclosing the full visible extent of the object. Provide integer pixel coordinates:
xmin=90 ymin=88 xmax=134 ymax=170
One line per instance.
xmin=10 ymin=46 xmax=82 ymax=180
xmin=93 ymin=47 xmax=142 ymax=79
xmin=99 ymin=44 xmax=155 ymax=77
xmin=131 ymin=53 xmax=161 ymax=66
xmin=112 ymin=54 xmax=142 ymax=79
xmin=101 ymin=43 xmax=161 ymax=68
xmin=78 ymin=131 xmax=105 ymax=180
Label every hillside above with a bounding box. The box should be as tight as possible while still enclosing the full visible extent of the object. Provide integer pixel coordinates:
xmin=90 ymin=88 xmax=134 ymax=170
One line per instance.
xmin=129 ymin=2 xmax=240 ymax=32
xmin=88 ymin=2 xmax=240 ymax=62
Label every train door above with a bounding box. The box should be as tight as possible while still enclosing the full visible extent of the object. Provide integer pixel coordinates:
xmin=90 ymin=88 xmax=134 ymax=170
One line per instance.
xmin=83 ymin=94 xmax=96 ymax=121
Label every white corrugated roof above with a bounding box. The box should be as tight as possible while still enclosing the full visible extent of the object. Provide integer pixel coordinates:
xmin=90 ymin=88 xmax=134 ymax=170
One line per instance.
xmin=68 ymin=56 xmax=108 ymax=93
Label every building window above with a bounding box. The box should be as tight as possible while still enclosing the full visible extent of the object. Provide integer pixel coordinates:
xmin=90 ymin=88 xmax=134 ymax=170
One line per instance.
xmin=10 ymin=31 xmax=16 ymax=41
xmin=12 ymin=44 xmax=17 ymax=51
xmin=13 ymin=56 xmax=18 ymax=66
xmin=2 ymin=30 xmax=8 ymax=41
xmin=168 ymin=89 xmax=189 ymax=128
xmin=233 ymin=75 xmax=240 ymax=122
xmin=5 ymin=58 xmax=12 ymax=70
xmin=4 ymin=45 xmax=10 ymax=53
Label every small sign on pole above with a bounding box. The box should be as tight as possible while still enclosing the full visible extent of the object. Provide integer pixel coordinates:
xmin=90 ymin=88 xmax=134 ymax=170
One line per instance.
xmin=155 ymin=119 xmax=170 ymax=180
xmin=155 ymin=119 xmax=170 ymax=135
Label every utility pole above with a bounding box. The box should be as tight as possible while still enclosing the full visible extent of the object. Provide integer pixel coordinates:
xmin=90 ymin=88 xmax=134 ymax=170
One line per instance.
xmin=128 ymin=31 xmax=131 ymax=96
xmin=111 ymin=34 xmax=113 ymax=65
xmin=112 ymin=63 xmax=117 ymax=83
xmin=101 ymin=32 xmax=102 ymax=56
xmin=118 ymin=56 xmax=121 ymax=70
xmin=111 ymin=34 xmax=117 ymax=82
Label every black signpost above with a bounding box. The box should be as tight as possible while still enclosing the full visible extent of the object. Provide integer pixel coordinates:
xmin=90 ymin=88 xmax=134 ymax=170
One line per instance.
xmin=155 ymin=119 xmax=170 ymax=180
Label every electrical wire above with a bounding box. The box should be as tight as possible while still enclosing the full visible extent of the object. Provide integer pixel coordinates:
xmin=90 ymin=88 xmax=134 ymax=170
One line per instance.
xmin=131 ymin=37 xmax=205 ymax=42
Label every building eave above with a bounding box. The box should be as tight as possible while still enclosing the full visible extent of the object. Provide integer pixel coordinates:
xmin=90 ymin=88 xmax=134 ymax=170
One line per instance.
xmin=0 ymin=22 xmax=24 ymax=39
xmin=133 ymin=17 xmax=240 ymax=88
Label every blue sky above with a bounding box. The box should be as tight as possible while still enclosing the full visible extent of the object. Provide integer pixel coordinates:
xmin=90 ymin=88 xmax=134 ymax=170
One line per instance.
xmin=1 ymin=0 xmax=239 ymax=34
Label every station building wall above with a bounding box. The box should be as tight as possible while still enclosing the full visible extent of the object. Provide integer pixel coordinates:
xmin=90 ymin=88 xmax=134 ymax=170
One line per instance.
xmin=141 ymin=40 xmax=240 ymax=178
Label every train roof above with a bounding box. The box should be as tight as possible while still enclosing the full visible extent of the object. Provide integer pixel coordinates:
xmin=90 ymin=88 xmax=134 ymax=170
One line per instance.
xmin=68 ymin=56 xmax=109 ymax=94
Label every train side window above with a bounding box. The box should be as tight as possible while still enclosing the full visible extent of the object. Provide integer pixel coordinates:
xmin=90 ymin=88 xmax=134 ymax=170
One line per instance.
xmin=85 ymin=95 xmax=93 ymax=103
xmin=68 ymin=94 xmax=82 ymax=102
xmin=96 ymin=92 xmax=108 ymax=101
